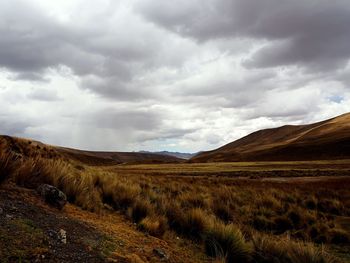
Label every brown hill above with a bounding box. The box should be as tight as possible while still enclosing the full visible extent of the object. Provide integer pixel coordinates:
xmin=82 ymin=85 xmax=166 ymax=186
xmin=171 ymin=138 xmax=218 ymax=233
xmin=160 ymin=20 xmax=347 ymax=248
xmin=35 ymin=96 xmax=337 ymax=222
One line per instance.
xmin=191 ymin=113 xmax=350 ymax=162
xmin=0 ymin=135 xmax=183 ymax=165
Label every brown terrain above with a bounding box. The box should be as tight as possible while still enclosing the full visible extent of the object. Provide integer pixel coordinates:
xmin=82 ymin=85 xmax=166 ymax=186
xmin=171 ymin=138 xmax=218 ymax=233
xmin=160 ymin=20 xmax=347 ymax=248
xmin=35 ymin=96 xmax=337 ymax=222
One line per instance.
xmin=0 ymin=135 xmax=183 ymax=166
xmin=57 ymin=147 xmax=183 ymax=165
xmin=0 ymin=113 xmax=350 ymax=262
xmin=191 ymin=113 xmax=350 ymax=162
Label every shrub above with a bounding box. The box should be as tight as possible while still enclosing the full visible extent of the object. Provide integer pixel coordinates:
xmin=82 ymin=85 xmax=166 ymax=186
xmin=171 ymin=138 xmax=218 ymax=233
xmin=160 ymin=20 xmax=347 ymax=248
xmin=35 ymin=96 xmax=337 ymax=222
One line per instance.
xmin=205 ymin=221 xmax=251 ymax=263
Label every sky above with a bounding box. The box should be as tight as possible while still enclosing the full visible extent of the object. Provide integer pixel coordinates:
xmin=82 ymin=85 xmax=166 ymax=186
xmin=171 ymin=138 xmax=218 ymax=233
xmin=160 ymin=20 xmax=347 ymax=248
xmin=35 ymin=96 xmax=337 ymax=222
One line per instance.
xmin=0 ymin=0 xmax=350 ymax=152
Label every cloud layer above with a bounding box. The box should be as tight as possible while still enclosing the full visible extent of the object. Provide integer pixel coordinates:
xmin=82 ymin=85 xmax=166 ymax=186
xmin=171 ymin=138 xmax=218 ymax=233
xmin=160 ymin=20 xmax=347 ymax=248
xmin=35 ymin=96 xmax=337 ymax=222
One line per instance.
xmin=0 ymin=0 xmax=350 ymax=152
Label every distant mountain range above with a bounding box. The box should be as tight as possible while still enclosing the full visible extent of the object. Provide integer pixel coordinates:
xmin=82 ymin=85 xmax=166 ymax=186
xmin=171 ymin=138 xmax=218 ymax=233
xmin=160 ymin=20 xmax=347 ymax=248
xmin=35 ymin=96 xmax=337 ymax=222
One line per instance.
xmin=139 ymin=151 xmax=197 ymax=160
xmin=191 ymin=112 xmax=350 ymax=162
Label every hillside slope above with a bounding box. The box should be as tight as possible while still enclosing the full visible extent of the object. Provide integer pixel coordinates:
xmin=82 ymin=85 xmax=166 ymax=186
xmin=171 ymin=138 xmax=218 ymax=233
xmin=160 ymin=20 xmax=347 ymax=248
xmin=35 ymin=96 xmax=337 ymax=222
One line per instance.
xmin=191 ymin=113 xmax=350 ymax=162
xmin=0 ymin=135 xmax=183 ymax=165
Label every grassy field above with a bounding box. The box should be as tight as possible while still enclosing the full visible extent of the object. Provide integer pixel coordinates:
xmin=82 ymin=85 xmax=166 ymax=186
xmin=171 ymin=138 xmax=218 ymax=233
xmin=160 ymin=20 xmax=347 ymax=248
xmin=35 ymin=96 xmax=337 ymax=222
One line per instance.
xmin=106 ymin=159 xmax=350 ymax=176
xmin=1 ymin=146 xmax=350 ymax=262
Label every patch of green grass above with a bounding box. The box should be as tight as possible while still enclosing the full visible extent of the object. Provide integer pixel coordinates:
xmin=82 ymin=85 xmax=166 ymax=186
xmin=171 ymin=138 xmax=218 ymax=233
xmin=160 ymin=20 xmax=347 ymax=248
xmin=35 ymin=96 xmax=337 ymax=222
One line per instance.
xmin=0 ymin=219 xmax=47 ymax=262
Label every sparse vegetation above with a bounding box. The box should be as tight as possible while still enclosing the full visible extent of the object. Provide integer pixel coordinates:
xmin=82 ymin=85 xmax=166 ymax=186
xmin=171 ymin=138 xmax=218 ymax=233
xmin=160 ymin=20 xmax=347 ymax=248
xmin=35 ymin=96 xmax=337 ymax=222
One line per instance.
xmin=0 ymin=137 xmax=349 ymax=262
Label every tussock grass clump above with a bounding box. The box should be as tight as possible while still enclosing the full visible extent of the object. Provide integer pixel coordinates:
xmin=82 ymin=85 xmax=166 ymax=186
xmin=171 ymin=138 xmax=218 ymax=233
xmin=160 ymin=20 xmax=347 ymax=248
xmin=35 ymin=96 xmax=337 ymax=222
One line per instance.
xmin=0 ymin=150 xmax=19 ymax=184
xmin=252 ymin=235 xmax=338 ymax=263
xmin=304 ymin=196 xmax=318 ymax=210
xmin=101 ymin=181 xmax=140 ymax=210
xmin=14 ymin=158 xmax=71 ymax=188
xmin=179 ymin=192 xmax=208 ymax=209
xmin=329 ymin=229 xmax=350 ymax=244
xmin=273 ymin=216 xmax=294 ymax=234
xmin=287 ymin=242 xmax=338 ymax=263
xmin=317 ymin=199 xmax=344 ymax=215
xmin=138 ymin=216 xmax=168 ymax=237
xmin=258 ymin=195 xmax=282 ymax=210
xmin=252 ymin=235 xmax=289 ymax=262
xmin=212 ymin=200 xmax=233 ymax=223
xmin=252 ymin=215 xmax=274 ymax=231
xmin=166 ymin=203 xmax=185 ymax=233
xmin=182 ymin=208 xmax=210 ymax=239
xmin=204 ymin=221 xmax=252 ymax=263
xmin=130 ymin=199 xmax=153 ymax=223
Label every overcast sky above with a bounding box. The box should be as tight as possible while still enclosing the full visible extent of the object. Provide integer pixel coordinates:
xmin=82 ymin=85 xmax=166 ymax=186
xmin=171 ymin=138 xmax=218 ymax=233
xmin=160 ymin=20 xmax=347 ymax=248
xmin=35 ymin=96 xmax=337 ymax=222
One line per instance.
xmin=1 ymin=0 xmax=350 ymax=152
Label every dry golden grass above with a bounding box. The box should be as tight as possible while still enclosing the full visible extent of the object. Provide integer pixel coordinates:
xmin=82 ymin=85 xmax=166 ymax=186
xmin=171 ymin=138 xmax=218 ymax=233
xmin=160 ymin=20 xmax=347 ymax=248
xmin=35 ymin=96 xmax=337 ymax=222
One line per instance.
xmin=204 ymin=220 xmax=252 ymax=263
xmin=252 ymin=234 xmax=339 ymax=263
xmin=138 ymin=216 xmax=168 ymax=237
xmin=0 ymin=149 xmax=19 ymax=184
xmin=0 ymin=144 xmax=349 ymax=262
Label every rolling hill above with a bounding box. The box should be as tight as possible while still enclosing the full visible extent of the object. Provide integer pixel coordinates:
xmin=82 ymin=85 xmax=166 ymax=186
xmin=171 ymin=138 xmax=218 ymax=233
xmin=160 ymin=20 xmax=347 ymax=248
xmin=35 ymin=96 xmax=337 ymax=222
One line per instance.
xmin=191 ymin=112 xmax=350 ymax=162
xmin=0 ymin=135 xmax=183 ymax=165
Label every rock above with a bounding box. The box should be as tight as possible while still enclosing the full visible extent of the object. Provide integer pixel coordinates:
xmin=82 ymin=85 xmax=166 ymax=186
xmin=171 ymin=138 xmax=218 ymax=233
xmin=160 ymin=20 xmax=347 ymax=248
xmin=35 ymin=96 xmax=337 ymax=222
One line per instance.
xmin=153 ymin=248 xmax=168 ymax=260
xmin=0 ymin=207 xmax=3 ymax=215
xmin=36 ymin=184 xmax=67 ymax=210
xmin=6 ymin=214 xmax=13 ymax=219
xmin=59 ymin=229 xmax=67 ymax=244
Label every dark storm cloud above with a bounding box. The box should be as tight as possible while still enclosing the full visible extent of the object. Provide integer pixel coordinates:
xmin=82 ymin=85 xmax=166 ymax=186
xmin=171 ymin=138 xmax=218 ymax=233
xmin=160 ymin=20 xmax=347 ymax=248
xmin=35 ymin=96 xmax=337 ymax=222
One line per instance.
xmin=0 ymin=0 xmax=170 ymax=99
xmin=137 ymin=0 xmax=350 ymax=71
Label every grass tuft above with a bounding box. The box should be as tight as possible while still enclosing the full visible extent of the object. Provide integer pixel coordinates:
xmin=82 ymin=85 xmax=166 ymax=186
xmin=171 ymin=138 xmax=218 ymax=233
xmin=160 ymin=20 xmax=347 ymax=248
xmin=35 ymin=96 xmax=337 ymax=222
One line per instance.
xmin=205 ymin=221 xmax=252 ymax=263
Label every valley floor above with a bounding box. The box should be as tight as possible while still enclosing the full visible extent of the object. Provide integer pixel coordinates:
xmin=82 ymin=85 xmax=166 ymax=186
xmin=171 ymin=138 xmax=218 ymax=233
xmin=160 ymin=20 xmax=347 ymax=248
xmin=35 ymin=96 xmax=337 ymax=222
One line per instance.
xmin=1 ymin=157 xmax=350 ymax=262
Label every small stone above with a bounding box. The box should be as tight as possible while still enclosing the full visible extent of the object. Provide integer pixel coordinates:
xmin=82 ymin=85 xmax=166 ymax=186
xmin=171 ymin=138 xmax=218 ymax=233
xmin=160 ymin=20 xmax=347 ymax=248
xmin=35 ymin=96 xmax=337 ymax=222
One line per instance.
xmin=0 ymin=207 xmax=3 ymax=214
xmin=59 ymin=229 xmax=67 ymax=244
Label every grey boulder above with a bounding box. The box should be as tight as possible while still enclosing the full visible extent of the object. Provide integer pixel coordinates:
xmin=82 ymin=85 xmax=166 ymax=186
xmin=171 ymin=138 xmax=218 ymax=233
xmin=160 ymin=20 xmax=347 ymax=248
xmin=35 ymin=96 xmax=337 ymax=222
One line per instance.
xmin=37 ymin=184 xmax=67 ymax=210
